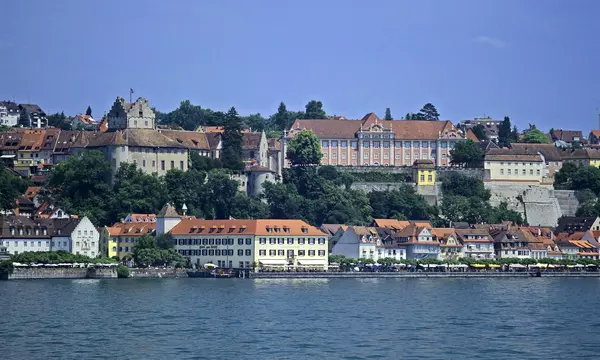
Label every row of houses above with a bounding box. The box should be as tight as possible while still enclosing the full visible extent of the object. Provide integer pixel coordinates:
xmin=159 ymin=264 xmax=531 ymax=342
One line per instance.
xmin=329 ymin=218 xmax=600 ymax=261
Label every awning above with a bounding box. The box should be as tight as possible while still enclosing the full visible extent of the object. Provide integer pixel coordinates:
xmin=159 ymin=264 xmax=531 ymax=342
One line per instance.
xmin=471 ymin=264 xmax=486 ymax=268
xmin=1 ymin=155 xmax=15 ymax=158
xmin=298 ymin=259 xmax=327 ymax=266
xmin=488 ymin=264 xmax=501 ymax=268
xmin=260 ymin=259 xmax=288 ymax=265
xmin=509 ymin=264 xmax=526 ymax=268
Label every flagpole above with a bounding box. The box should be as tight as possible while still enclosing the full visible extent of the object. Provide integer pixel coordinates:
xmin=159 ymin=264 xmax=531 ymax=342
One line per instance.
xmin=129 ymin=89 xmax=132 ymax=103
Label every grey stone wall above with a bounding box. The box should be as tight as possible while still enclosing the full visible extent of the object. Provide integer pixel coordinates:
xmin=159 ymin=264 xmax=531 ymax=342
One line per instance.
xmin=7 ymin=267 xmax=116 ymax=280
xmin=129 ymin=268 xmax=188 ymax=278
xmin=552 ymin=190 xmax=580 ymax=217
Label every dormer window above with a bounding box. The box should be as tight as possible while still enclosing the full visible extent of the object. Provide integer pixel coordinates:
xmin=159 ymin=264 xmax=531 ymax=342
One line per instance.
xmin=301 ymin=227 xmax=308 ymax=234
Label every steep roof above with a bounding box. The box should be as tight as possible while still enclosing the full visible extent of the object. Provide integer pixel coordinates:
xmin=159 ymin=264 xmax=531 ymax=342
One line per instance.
xmin=157 ymin=203 xmax=180 ymax=218
xmin=507 ymin=143 xmax=563 ymax=161
xmin=556 ymin=216 xmax=599 ymax=233
xmin=205 ymin=133 xmax=221 ymax=150
xmin=289 ymin=119 xmax=362 ymax=138
xmin=485 ymin=153 xmax=543 ymax=162
xmin=242 ymin=133 xmax=262 ymax=150
xmin=0 ymin=101 xmax=18 ymax=112
xmin=19 ymin=104 xmax=45 ymax=115
xmin=552 ymin=130 xmax=583 ymax=143
xmin=107 ymin=222 xmax=156 ymax=237
xmin=371 ymin=219 xmax=411 ymax=230
xmin=169 ymin=219 xmax=325 ymax=236
xmin=73 ymin=129 xmax=188 ymax=149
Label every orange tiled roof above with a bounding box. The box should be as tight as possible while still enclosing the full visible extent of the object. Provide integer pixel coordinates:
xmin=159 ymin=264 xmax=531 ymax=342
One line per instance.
xmin=372 ymin=219 xmax=411 ymax=230
xmin=24 ymin=186 xmax=41 ymax=199
xmin=169 ymin=219 xmax=326 ymax=236
xmin=108 ymin=222 xmax=156 ymax=236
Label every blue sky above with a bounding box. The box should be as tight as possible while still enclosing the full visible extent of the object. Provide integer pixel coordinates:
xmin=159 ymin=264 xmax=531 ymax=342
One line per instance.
xmin=3 ymin=0 xmax=600 ymax=132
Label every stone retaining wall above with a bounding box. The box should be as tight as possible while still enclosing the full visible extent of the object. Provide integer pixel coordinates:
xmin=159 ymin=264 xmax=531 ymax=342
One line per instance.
xmin=7 ymin=267 xmax=117 ymax=280
xmin=129 ymin=268 xmax=188 ymax=278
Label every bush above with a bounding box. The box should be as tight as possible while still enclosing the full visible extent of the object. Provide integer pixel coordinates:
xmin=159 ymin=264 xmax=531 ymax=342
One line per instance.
xmin=116 ymin=265 xmax=130 ymax=278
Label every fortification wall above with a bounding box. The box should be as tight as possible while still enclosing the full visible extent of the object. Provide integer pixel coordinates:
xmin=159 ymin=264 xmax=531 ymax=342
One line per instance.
xmin=552 ymin=190 xmax=580 ymax=217
xmin=129 ymin=268 xmax=187 ymax=278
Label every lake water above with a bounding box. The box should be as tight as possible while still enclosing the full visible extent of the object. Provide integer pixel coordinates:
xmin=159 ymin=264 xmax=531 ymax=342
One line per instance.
xmin=1 ymin=278 xmax=599 ymax=359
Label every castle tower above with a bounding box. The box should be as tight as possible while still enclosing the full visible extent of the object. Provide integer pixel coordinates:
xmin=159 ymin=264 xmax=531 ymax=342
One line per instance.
xmin=106 ymin=97 xmax=156 ymax=130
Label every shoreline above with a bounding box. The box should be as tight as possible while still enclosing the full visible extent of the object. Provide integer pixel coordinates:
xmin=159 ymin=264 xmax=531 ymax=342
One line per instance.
xmin=249 ymin=272 xmax=600 ymax=279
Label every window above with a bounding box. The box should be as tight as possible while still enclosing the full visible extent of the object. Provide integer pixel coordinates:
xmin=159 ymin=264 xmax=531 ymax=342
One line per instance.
xmin=363 ymin=153 xmax=368 ymax=159
xmin=405 ymin=153 xmax=410 ymax=159
xmin=277 ymin=238 xmax=284 ymax=245
xmin=308 ymin=238 xmax=315 ymax=244
xmin=180 ymin=161 xmax=184 ymax=170
xmin=428 ymin=175 xmax=432 ymax=182
xmin=500 ymin=169 xmax=504 ymax=175
xmin=332 ymin=152 xmax=337 ymax=159
xmin=246 ymin=238 xmax=252 ymax=245
xmin=322 ymin=141 xmax=329 ymax=148
xmin=245 ymin=249 xmax=251 ymax=256
xmin=530 ymin=169 xmax=533 ymax=175
xmin=341 ymin=153 xmax=346 ymax=159
xmin=422 ymin=141 xmax=428 ymax=148
xmin=318 ymin=250 xmax=326 ymax=256
xmin=308 ymin=250 xmax=316 ymax=256
xmin=202 ymin=249 xmax=207 ymax=256
xmin=363 ymin=141 xmax=369 ymax=148
xmin=259 ymin=238 xmax=266 ymax=244
xmin=318 ymin=238 xmax=325 ymax=245
xmin=216 ymin=239 xmax=222 ymax=245
xmin=170 ymin=160 xmax=174 ymax=169
xmin=259 ymin=250 xmax=266 ymax=256
xmin=269 ymin=250 xmax=276 ymax=256
xmin=351 ymin=142 xmax=357 ymax=149
xmin=352 ymin=153 xmax=357 ymax=159
xmin=299 ymin=238 xmax=306 ymax=245
xmin=522 ymin=169 xmax=526 ymax=175
xmin=420 ymin=174 xmax=425 ymax=182
xmin=537 ymin=169 xmax=540 ymax=175
xmin=384 ymin=153 xmax=389 ymax=159
xmin=298 ymin=250 xmax=306 ymax=256
xmin=395 ymin=153 xmax=401 ymax=159
xmin=161 ymin=160 xmax=165 ymax=170
xmin=374 ymin=153 xmax=379 ymax=159
xmin=277 ymin=250 xmax=285 ymax=256
xmin=373 ymin=142 xmax=380 ymax=148
xmin=341 ymin=141 xmax=347 ymax=148
xmin=288 ymin=249 xmax=294 ymax=257
xmin=441 ymin=143 xmax=447 ymax=148
xmin=152 ymin=160 xmax=156 ymax=168
xmin=383 ymin=142 xmax=389 ymax=148
xmin=331 ymin=141 xmax=337 ymax=147
xmin=323 ymin=153 xmax=328 ymax=159
xmin=508 ymin=169 xmax=511 ymax=175
xmin=405 ymin=142 xmax=410 ymax=148
xmin=238 ymin=238 xmax=244 ymax=245
xmin=287 ymin=238 xmax=294 ymax=244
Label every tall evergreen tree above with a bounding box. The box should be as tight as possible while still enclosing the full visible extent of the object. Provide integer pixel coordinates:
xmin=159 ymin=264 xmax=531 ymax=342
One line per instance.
xmin=497 ymin=116 xmax=512 ymax=147
xmin=274 ymin=102 xmax=289 ymax=130
xmin=384 ymin=108 xmax=393 ymax=120
xmin=221 ymin=106 xmax=245 ymax=171
xmin=419 ymin=103 xmax=440 ymax=120
xmin=85 ymin=106 xmax=92 ymax=116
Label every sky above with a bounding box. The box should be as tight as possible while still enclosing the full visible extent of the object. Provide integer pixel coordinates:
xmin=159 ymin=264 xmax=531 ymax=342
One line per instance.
xmin=3 ymin=0 xmax=600 ymax=132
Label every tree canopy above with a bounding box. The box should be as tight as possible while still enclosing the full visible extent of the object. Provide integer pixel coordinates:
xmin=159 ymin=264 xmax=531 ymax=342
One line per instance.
xmin=450 ymin=140 xmax=484 ymax=167
xmin=286 ymin=129 xmax=323 ymax=166
xmin=302 ymin=100 xmax=327 ymax=119
xmin=419 ymin=103 xmax=440 ymax=121
xmin=0 ymin=162 xmax=29 ymax=211
xmin=522 ymin=128 xmax=549 ymax=144
xmin=472 ymin=124 xmax=487 ymax=141
xmin=85 ymin=106 xmax=92 ymax=116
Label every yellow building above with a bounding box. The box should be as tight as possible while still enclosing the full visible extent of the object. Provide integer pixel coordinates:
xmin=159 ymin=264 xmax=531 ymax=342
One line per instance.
xmin=253 ymin=220 xmax=329 ymax=270
xmin=484 ymin=153 xmax=544 ymax=183
xmin=412 ymin=159 xmax=436 ymax=185
xmin=562 ymin=148 xmax=600 ymax=167
xmin=169 ymin=219 xmax=329 ymax=270
xmin=100 ymin=222 xmax=156 ymax=259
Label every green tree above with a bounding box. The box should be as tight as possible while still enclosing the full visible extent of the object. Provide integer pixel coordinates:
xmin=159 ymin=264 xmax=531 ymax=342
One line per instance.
xmin=0 ymin=162 xmax=29 ymax=211
xmin=406 ymin=112 xmax=425 ymax=120
xmin=263 ymin=182 xmax=306 ymax=220
xmin=230 ymin=193 xmax=270 ymax=219
xmin=302 ymin=100 xmax=327 ymax=119
xmin=572 ymin=166 xmax=600 ymax=194
xmin=449 ymin=140 xmax=484 ymax=167
xmin=111 ymin=163 xmax=168 ymax=222
xmin=85 ymin=106 xmax=92 ymax=116
xmin=47 ymin=111 xmax=68 ymax=128
xmin=202 ymin=169 xmax=243 ymax=219
xmin=132 ymin=234 xmax=184 ymax=267
xmin=498 ymin=116 xmax=512 ymax=147
xmin=273 ymin=102 xmax=291 ymax=130
xmin=285 ymin=129 xmax=323 ymax=166
xmin=472 ymin=124 xmax=487 ymax=141
xmin=156 ymin=233 xmax=174 ymax=249
xmin=554 ymin=162 xmax=578 ymax=189
xmin=384 ymin=108 xmax=393 ymax=120
xmin=221 ymin=106 xmax=245 ymax=171
xmin=241 ymin=113 xmax=268 ymax=132
xmin=419 ymin=103 xmax=440 ymax=120
xmin=522 ymin=129 xmax=548 ymax=144
xmin=442 ymin=173 xmax=490 ymax=200
xmin=46 ymin=151 xmax=113 ymax=225
xmin=116 ymin=264 xmax=130 ymax=278
xmin=168 ymin=100 xmax=204 ymax=130
xmin=510 ymin=125 xmax=520 ymax=143
xmin=189 ymin=152 xmax=221 ymax=172
xmin=369 ymin=187 xmax=435 ymax=220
